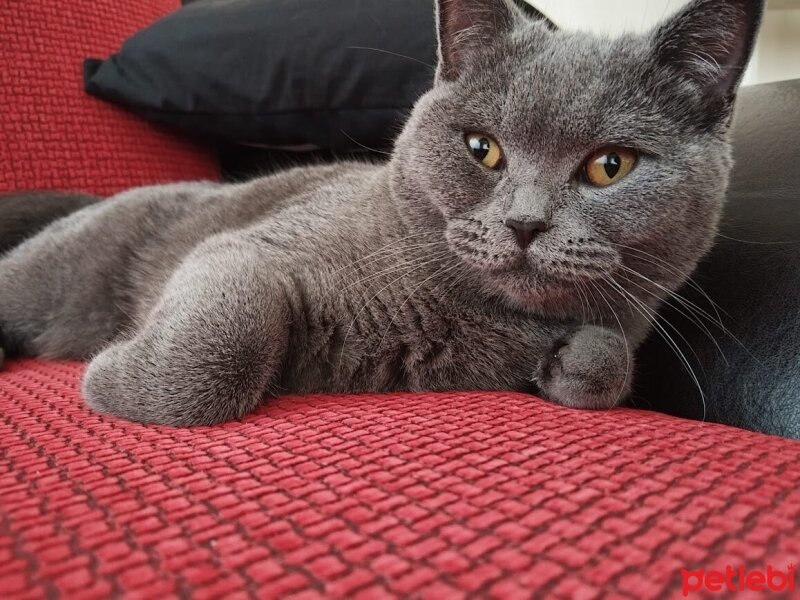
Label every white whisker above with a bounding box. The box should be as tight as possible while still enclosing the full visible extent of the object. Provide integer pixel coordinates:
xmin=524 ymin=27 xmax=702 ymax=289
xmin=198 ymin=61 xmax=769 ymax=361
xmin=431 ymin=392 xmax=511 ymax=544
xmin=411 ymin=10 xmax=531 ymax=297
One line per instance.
xmin=330 ymin=232 xmax=436 ymax=276
xmin=617 ymin=265 xmax=729 ymax=365
xmin=337 ymin=250 xmax=455 ymax=372
xmin=340 ymin=249 xmax=451 ymax=293
xmin=587 ymin=279 xmax=632 ymax=406
xmin=601 ymin=274 xmax=708 ymax=421
xmin=618 ymin=264 xmax=762 ymax=368
xmin=608 ymin=241 xmax=728 ymax=322
xmin=717 ymin=233 xmax=800 ymax=246
xmin=376 ymin=262 xmax=464 ymax=353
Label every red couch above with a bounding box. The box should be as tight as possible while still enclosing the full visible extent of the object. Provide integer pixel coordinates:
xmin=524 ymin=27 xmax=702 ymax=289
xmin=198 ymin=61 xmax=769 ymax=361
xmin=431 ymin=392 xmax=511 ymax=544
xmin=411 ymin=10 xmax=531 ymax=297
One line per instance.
xmin=1 ymin=2 xmax=799 ymax=598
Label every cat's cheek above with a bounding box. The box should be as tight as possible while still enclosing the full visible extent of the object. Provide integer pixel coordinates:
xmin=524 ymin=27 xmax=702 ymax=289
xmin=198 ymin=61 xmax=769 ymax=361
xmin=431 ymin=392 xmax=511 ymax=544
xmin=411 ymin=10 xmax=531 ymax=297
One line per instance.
xmin=444 ymin=218 xmax=520 ymax=276
xmin=578 ymin=184 xmax=666 ymax=245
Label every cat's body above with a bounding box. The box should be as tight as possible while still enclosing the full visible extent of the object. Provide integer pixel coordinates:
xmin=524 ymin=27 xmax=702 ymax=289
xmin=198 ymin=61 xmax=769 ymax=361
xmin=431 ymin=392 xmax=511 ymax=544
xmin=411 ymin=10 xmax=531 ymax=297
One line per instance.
xmin=0 ymin=0 xmax=764 ymax=425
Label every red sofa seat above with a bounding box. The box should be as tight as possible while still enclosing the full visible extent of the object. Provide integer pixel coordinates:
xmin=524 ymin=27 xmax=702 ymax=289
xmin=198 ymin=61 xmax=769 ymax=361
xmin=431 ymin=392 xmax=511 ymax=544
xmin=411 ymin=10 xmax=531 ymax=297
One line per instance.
xmin=1 ymin=360 xmax=799 ymax=598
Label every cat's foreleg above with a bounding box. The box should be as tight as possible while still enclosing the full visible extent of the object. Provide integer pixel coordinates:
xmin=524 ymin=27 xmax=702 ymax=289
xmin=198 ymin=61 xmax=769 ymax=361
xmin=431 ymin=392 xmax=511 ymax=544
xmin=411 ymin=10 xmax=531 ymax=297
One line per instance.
xmin=82 ymin=235 xmax=290 ymax=426
xmin=534 ymin=317 xmax=650 ymax=409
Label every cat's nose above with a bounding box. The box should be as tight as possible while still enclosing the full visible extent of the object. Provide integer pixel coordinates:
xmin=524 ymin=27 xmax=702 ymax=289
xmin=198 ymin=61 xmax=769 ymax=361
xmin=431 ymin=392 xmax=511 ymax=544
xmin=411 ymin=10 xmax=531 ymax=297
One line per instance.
xmin=505 ymin=218 xmax=549 ymax=249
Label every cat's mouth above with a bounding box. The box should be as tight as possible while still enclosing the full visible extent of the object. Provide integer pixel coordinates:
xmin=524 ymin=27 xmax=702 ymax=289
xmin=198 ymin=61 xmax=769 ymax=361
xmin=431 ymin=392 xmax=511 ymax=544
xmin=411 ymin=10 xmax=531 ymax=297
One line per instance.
xmin=482 ymin=248 xmax=618 ymax=283
xmin=473 ymin=248 xmax=624 ymax=312
xmin=446 ymin=219 xmax=623 ymax=307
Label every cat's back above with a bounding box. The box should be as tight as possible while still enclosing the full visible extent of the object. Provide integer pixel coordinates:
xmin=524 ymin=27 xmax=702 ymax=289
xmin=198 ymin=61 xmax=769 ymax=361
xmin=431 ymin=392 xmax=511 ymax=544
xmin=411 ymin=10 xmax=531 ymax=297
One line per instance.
xmin=146 ymin=160 xmax=383 ymax=262
xmin=126 ymin=160 xmax=384 ymax=319
xmin=238 ymin=160 xmax=380 ymax=215
xmin=135 ymin=160 xmax=380 ymax=233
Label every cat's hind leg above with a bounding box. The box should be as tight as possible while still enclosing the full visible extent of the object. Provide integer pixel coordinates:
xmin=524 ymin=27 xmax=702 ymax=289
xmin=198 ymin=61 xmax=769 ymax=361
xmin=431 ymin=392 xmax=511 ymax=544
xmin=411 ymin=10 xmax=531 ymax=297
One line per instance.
xmin=82 ymin=235 xmax=291 ymax=426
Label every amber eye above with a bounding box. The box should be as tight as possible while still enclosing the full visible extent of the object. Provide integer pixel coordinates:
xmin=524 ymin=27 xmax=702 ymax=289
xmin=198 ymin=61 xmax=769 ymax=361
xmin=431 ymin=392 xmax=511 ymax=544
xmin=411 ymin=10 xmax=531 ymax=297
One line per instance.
xmin=584 ymin=147 xmax=637 ymax=187
xmin=465 ymin=133 xmax=503 ymax=170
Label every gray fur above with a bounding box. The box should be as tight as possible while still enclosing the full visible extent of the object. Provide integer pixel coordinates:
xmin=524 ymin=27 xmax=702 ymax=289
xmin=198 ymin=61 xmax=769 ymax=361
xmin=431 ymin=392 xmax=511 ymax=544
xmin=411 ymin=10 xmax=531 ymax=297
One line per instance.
xmin=0 ymin=0 xmax=763 ymax=425
xmin=0 ymin=192 xmax=99 ymax=255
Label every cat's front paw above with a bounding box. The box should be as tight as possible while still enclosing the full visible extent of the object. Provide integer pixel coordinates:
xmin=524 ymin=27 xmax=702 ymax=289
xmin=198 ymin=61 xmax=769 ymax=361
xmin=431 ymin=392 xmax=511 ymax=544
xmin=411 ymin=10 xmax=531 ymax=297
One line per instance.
xmin=536 ymin=325 xmax=632 ymax=409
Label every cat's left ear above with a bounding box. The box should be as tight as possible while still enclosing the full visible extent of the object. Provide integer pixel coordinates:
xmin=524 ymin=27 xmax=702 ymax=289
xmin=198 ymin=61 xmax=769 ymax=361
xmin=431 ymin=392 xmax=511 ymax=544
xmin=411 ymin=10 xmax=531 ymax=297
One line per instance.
xmin=653 ymin=0 xmax=765 ymax=102
xmin=435 ymin=0 xmax=555 ymax=82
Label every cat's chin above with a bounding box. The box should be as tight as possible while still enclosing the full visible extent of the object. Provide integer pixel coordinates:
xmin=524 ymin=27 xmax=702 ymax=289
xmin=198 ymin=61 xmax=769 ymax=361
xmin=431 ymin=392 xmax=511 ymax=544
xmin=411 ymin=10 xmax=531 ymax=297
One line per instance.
xmin=458 ymin=249 xmax=617 ymax=318
xmin=506 ymin=290 xmax=584 ymax=318
xmin=482 ymin=265 xmax=608 ymax=320
xmin=489 ymin=271 xmax=595 ymax=318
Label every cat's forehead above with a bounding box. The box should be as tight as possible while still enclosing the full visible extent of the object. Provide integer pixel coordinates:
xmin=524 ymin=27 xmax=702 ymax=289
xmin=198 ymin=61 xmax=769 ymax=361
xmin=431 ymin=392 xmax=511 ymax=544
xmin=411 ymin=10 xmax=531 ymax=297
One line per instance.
xmin=508 ymin=29 xmax=647 ymax=102
xmin=454 ymin=27 xmax=685 ymax=153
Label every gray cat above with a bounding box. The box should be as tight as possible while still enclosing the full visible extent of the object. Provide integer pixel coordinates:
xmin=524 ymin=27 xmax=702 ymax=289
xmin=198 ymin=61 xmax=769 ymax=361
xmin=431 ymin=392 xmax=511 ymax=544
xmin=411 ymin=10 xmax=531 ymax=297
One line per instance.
xmin=0 ymin=0 xmax=764 ymax=425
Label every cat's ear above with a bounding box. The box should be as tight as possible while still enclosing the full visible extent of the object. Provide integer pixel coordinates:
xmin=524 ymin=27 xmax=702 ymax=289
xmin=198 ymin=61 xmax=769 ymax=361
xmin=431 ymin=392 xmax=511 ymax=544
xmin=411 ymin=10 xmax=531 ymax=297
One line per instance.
xmin=435 ymin=0 xmax=554 ymax=82
xmin=653 ymin=0 xmax=765 ymax=101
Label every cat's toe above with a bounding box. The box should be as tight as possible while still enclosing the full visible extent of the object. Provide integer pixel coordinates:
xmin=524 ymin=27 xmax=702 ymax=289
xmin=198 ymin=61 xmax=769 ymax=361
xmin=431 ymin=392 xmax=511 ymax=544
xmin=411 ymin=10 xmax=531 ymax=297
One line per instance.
xmin=82 ymin=344 xmax=126 ymax=417
xmin=83 ymin=342 xmax=167 ymax=424
xmin=536 ymin=325 xmax=632 ymax=409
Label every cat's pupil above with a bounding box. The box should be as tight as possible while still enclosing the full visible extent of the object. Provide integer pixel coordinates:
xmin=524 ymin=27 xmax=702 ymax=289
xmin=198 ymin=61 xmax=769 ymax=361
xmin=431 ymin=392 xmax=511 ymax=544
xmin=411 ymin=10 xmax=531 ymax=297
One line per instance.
xmin=604 ymin=153 xmax=621 ymax=179
xmin=470 ymin=137 xmax=491 ymax=161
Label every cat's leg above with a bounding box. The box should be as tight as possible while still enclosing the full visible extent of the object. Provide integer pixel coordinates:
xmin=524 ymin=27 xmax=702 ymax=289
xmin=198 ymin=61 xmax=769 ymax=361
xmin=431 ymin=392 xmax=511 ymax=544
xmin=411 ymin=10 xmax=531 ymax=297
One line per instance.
xmin=0 ymin=224 xmax=125 ymax=364
xmin=82 ymin=235 xmax=290 ymax=426
xmin=0 ymin=191 xmax=179 ymax=364
xmin=535 ymin=324 xmax=640 ymax=409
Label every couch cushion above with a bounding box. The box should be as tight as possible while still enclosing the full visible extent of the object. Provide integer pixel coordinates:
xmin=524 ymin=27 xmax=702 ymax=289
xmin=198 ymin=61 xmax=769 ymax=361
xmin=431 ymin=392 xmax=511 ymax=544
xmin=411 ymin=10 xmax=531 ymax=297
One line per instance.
xmin=635 ymin=80 xmax=800 ymax=438
xmin=1 ymin=359 xmax=798 ymax=597
xmin=83 ymin=0 xmax=437 ymax=153
xmin=0 ymin=0 xmax=219 ymax=195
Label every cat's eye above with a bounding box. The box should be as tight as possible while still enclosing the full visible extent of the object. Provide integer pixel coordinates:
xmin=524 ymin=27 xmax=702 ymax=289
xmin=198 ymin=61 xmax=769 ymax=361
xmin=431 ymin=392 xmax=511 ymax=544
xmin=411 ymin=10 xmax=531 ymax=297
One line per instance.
xmin=465 ymin=133 xmax=503 ymax=170
xmin=584 ymin=147 xmax=637 ymax=187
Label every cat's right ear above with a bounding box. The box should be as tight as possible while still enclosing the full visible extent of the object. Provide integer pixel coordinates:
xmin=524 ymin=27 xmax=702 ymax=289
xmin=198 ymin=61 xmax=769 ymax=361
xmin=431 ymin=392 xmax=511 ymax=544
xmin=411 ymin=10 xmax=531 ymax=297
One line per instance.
xmin=435 ymin=0 xmax=554 ymax=82
xmin=652 ymin=0 xmax=765 ymax=103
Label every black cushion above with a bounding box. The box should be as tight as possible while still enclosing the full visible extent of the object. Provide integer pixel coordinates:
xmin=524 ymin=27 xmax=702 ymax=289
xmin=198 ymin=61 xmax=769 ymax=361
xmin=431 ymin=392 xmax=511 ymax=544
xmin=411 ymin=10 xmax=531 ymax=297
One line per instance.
xmin=85 ymin=0 xmax=549 ymax=152
xmin=85 ymin=0 xmax=437 ymax=151
xmin=635 ymin=79 xmax=800 ymax=439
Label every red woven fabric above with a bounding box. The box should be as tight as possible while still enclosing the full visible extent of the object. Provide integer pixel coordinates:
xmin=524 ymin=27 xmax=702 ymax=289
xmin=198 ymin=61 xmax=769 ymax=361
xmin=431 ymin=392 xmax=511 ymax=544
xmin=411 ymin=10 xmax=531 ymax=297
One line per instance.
xmin=1 ymin=360 xmax=798 ymax=599
xmin=0 ymin=0 xmax=219 ymax=196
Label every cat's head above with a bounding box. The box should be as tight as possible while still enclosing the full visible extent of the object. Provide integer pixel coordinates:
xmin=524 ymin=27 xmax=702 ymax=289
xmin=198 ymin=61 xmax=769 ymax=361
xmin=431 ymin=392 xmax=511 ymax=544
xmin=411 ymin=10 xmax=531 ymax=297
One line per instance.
xmin=390 ymin=0 xmax=764 ymax=318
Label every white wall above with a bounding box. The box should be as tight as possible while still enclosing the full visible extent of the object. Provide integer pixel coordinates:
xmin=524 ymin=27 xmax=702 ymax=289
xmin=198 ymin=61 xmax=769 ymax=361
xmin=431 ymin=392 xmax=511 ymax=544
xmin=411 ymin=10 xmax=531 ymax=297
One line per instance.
xmin=751 ymin=4 xmax=800 ymax=84
xmin=525 ymin=0 xmax=800 ymax=86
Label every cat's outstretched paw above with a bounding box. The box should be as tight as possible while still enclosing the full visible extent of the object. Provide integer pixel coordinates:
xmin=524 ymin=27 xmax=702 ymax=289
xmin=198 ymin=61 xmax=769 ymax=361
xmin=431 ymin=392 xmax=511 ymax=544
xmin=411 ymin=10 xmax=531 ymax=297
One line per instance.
xmin=83 ymin=328 xmax=279 ymax=427
xmin=536 ymin=325 xmax=632 ymax=409
xmin=82 ymin=339 xmax=255 ymax=427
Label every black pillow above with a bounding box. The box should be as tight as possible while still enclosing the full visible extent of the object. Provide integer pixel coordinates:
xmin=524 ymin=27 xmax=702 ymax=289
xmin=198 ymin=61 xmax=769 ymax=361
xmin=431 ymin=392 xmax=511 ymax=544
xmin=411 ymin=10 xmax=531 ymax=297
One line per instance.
xmin=84 ymin=0 xmax=549 ymax=152
xmin=85 ymin=0 xmax=434 ymax=151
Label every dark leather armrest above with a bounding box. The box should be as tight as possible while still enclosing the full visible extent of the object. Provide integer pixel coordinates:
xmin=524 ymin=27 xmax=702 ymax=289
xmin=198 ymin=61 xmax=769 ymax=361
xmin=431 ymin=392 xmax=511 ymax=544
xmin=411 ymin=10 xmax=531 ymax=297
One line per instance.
xmin=636 ymin=79 xmax=800 ymax=439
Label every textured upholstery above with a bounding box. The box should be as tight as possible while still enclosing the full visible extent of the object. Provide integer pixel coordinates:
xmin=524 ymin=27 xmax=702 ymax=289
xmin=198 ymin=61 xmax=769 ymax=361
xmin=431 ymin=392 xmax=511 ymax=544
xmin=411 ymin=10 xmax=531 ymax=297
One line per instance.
xmin=1 ymin=361 xmax=799 ymax=598
xmin=0 ymin=0 xmax=219 ymax=195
